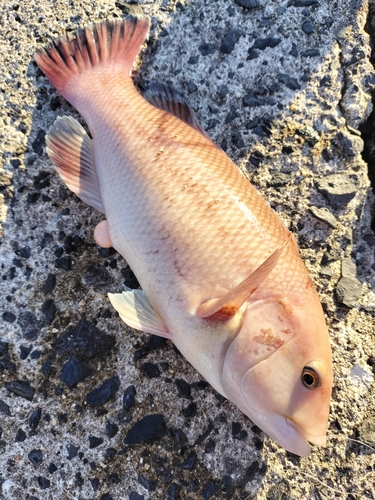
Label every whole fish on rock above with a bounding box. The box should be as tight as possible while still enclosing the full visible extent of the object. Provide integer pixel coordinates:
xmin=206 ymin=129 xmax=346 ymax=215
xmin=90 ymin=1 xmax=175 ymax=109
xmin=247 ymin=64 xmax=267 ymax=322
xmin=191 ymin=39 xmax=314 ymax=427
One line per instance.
xmin=35 ymin=16 xmax=333 ymax=456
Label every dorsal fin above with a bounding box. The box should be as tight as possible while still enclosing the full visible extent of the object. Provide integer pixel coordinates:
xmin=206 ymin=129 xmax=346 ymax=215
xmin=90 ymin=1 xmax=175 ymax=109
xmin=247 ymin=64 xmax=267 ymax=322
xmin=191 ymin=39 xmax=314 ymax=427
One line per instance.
xmin=144 ymin=81 xmax=211 ymax=139
xmin=197 ymin=237 xmax=290 ymax=321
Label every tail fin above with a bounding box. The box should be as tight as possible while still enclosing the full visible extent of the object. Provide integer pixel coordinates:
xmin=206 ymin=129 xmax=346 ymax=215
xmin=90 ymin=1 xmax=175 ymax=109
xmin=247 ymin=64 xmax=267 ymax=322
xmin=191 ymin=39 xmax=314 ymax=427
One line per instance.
xmin=35 ymin=17 xmax=150 ymax=96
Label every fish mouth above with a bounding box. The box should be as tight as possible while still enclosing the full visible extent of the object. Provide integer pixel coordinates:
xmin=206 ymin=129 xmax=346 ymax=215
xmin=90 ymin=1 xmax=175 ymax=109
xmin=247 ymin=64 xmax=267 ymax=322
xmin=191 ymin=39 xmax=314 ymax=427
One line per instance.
xmin=285 ymin=418 xmax=327 ymax=448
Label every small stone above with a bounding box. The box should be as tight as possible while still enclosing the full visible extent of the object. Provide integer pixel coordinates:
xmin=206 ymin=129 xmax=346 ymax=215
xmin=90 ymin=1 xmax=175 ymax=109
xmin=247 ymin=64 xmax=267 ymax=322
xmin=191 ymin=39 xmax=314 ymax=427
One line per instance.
xmin=31 ymin=129 xmax=46 ymax=155
xmin=15 ymin=428 xmax=27 ymax=442
xmin=141 ymin=362 xmax=160 ymax=378
xmin=182 ymin=401 xmax=197 ymax=418
xmin=66 ymin=443 xmax=79 ymax=460
xmin=277 ymin=73 xmax=300 ymax=90
xmin=41 ymin=361 xmax=52 ymax=378
xmin=335 ymin=258 xmax=362 ymax=308
xmin=28 ymin=449 xmax=43 ymax=468
xmin=124 ymin=414 xmax=165 ymax=444
xmin=129 ymin=493 xmax=144 ymax=500
xmin=300 ymin=48 xmax=320 ymax=57
xmin=37 ymin=476 xmax=50 ymax=489
xmin=48 ymin=463 xmax=58 ymax=473
xmin=315 ymin=174 xmax=357 ymax=209
xmin=240 ymin=461 xmax=259 ymax=487
xmin=234 ymin=0 xmax=260 ymax=8
xmin=2 ymin=311 xmax=16 ymax=323
xmin=106 ymin=420 xmax=119 ymax=438
xmin=202 ymin=480 xmax=216 ymax=499
xmin=41 ymin=299 xmax=56 ymax=325
xmin=294 ymin=0 xmax=319 ymax=5
xmin=0 ymin=400 xmax=11 ymax=416
xmin=266 ymin=480 xmax=290 ymax=499
xmin=175 ymin=378 xmax=192 ymax=399
xmin=43 ymin=273 xmax=56 ymax=293
xmin=29 ymin=408 xmax=42 ymax=430
xmin=333 ymin=130 xmax=363 ymax=157
xmin=123 ymin=385 xmax=136 ymax=409
xmin=89 ymin=435 xmax=104 ymax=448
xmin=178 ymin=451 xmax=197 ymax=470
xmin=146 ymin=335 xmax=166 ymax=351
xmin=302 ymin=19 xmax=314 ymax=34
xmin=138 ymin=474 xmax=157 ymax=491
xmin=243 ymin=93 xmax=265 ymax=107
xmin=199 ymin=43 xmax=215 ymax=56
xmin=20 ymin=345 xmax=32 ymax=360
xmin=105 ymin=447 xmax=117 ymax=459
xmin=60 ymin=356 xmax=91 ymax=388
xmin=225 ymin=107 xmax=239 ymax=124
xmin=5 ymin=380 xmax=35 ymax=401
xmin=221 ymin=475 xmax=236 ymax=496
xmin=220 ymin=28 xmax=242 ymax=54
xmin=205 ymin=439 xmax=216 ymax=453
xmin=309 ymin=206 xmax=338 ymax=229
xmin=358 ymin=418 xmax=375 ymax=445
xmin=86 ymin=376 xmax=120 ymax=407
xmin=252 ymin=37 xmax=281 ymax=50
xmin=0 ymin=341 xmax=9 ymax=357
xmin=55 ymin=256 xmax=71 ymax=270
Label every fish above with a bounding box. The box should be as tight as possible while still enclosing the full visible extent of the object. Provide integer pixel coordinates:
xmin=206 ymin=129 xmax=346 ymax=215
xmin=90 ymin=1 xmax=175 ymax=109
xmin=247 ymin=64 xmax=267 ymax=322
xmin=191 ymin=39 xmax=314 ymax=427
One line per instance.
xmin=34 ymin=16 xmax=333 ymax=456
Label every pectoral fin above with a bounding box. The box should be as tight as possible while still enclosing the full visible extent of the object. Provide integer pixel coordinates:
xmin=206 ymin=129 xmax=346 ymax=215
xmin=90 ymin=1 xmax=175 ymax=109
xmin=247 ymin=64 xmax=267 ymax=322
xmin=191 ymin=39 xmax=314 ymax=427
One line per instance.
xmin=197 ymin=238 xmax=290 ymax=321
xmin=108 ymin=288 xmax=171 ymax=339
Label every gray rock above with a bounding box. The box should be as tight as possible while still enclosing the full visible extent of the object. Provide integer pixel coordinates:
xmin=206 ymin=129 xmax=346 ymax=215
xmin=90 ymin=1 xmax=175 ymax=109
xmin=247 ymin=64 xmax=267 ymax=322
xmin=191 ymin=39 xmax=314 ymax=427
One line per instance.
xmin=358 ymin=418 xmax=375 ymax=446
xmin=315 ymin=174 xmax=358 ymax=209
xmin=309 ymin=206 xmax=338 ymax=228
xmin=335 ymin=258 xmax=362 ymax=308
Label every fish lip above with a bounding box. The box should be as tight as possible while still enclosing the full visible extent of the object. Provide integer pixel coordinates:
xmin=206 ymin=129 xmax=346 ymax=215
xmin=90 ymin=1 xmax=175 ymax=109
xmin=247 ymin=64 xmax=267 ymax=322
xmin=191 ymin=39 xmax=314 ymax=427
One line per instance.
xmin=286 ymin=417 xmax=327 ymax=447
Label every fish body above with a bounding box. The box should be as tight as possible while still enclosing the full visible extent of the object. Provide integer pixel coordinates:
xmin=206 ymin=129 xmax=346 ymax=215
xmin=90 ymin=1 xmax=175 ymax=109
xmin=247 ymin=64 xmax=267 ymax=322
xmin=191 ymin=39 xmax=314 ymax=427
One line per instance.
xmin=35 ymin=17 xmax=333 ymax=456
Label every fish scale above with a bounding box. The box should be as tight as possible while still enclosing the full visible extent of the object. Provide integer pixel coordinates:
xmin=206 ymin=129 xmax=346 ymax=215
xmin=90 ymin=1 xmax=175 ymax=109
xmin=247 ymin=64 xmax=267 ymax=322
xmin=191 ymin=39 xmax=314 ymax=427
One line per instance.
xmin=35 ymin=16 xmax=333 ymax=456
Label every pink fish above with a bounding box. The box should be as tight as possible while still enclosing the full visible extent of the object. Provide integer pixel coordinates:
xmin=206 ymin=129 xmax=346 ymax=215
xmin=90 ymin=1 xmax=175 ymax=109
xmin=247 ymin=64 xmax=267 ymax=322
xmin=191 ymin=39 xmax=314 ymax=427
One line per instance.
xmin=35 ymin=16 xmax=333 ymax=456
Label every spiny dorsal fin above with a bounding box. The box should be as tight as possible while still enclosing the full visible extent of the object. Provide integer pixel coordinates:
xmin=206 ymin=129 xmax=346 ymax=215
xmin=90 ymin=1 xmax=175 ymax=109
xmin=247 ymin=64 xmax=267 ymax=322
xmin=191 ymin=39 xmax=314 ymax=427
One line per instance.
xmin=46 ymin=116 xmax=105 ymax=213
xmin=197 ymin=237 xmax=290 ymax=321
xmin=108 ymin=288 xmax=172 ymax=339
xmin=144 ymin=81 xmax=211 ymax=139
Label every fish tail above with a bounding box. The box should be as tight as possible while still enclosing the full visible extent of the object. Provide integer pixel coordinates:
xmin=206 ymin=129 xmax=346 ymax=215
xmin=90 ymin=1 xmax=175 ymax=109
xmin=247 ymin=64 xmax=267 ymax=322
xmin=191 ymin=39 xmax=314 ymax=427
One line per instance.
xmin=35 ymin=16 xmax=150 ymax=101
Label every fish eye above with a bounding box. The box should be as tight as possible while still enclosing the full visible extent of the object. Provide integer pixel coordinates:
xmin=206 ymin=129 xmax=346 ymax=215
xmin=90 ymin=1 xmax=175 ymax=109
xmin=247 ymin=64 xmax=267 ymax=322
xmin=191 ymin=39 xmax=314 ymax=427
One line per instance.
xmin=301 ymin=365 xmax=321 ymax=389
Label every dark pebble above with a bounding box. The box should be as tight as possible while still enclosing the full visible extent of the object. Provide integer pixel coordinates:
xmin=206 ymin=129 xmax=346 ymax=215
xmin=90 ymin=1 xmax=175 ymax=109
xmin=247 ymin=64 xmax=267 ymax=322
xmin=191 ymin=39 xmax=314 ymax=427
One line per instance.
xmin=121 ymin=266 xmax=141 ymax=289
xmin=335 ymin=258 xmax=362 ymax=308
xmin=55 ymin=255 xmax=71 ymax=270
xmin=5 ymin=379 xmax=35 ymax=401
xmin=309 ymin=206 xmax=338 ymax=229
xmin=178 ymin=451 xmax=197 ymax=470
xmin=247 ymin=48 xmax=259 ymax=59
xmin=28 ymin=449 xmax=43 ymax=468
xmin=56 ymin=319 xmax=115 ymax=359
xmin=221 ymin=475 xmax=236 ymax=497
xmin=66 ymin=443 xmax=79 ymax=460
xmin=202 ymin=480 xmax=216 ymax=499
xmin=19 ymin=245 xmax=31 ymax=258
xmin=0 ymin=341 xmax=9 ymax=357
xmin=41 ymin=233 xmax=54 ymax=248
xmin=234 ymin=0 xmax=260 ymax=8
xmin=138 ymin=474 xmax=157 ymax=491
xmin=243 ymin=92 xmax=265 ymax=107
xmin=182 ymin=401 xmax=197 ymax=418
xmin=105 ymin=447 xmax=117 ymax=459
xmin=302 ymin=19 xmax=314 ymax=34
xmin=30 ymin=350 xmax=42 ymax=359
xmin=43 ymin=273 xmax=56 ymax=293
xmin=41 ymin=361 xmax=53 ymax=378
xmin=191 ymin=380 xmax=208 ymax=390
xmin=278 ymin=73 xmax=300 ymax=90
xmin=15 ymin=428 xmax=27 ymax=442
xmin=220 ymin=28 xmax=242 ymax=54
xmin=146 ymin=335 xmax=166 ymax=351
xmin=225 ymin=107 xmax=238 ymax=124
xmin=175 ymin=378 xmax=192 ymax=399
xmin=168 ymin=483 xmax=181 ymax=498
xmin=60 ymin=355 xmax=91 ymax=387
xmin=82 ymin=264 xmax=112 ymax=292
xmin=300 ymin=48 xmax=320 ymax=57
xmin=239 ymin=461 xmax=259 ymax=487
xmin=315 ymin=174 xmax=357 ymax=209
xmin=37 ymin=476 xmax=50 ymax=489
xmin=48 ymin=462 xmax=58 ymax=473
xmin=141 ymin=361 xmax=160 ymax=378
xmin=31 ymin=129 xmax=46 ymax=155
xmin=252 ymin=37 xmax=281 ymax=50
xmin=100 ymin=494 xmax=113 ymax=500
xmin=195 ymin=422 xmax=214 ymax=445
xmin=86 ymin=376 xmax=120 ymax=407
xmin=89 ymin=435 xmax=104 ymax=449
xmin=27 ymin=192 xmax=40 ymax=204
xmin=205 ymin=439 xmax=216 ymax=453
xmin=20 ymin=345 xmax=32 ymax=360
xmin=29 ymin=408 xmax=42 ymax=430
xmin=41 ymin=299 xmax=56 ymax=325
xmin=123 ymin=384 xmax=136 ymax=409
xmin=173 ymin=428 xmax=188 ymax=445
xmin=2 ymin=311 xmax=16 ymax=323
xmin=0 ymin=400 xmax=11 ymax=416
xmin=106 ymin=420 xmax=119 ymax=438
xmin=294 ymin=0 xmax=319 ymax=6
xmin=124 ymin=414 xmax=165 ymax=444
xmin=198 ymin=43 xmax=215 ymax=56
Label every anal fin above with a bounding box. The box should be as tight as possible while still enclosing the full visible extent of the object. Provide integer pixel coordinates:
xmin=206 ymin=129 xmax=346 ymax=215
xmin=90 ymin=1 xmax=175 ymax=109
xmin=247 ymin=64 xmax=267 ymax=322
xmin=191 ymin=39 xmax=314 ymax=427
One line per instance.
xmin=46 ymin=116 xmax=105 ymax=213
xmin=108 ymin=288 xmax=171 ymax=339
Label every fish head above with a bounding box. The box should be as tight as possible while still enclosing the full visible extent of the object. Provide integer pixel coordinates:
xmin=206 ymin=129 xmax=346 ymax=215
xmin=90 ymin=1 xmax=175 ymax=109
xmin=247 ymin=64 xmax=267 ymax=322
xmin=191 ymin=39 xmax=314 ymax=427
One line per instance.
xmin=221 ymin=294 xmax=333 ymax=456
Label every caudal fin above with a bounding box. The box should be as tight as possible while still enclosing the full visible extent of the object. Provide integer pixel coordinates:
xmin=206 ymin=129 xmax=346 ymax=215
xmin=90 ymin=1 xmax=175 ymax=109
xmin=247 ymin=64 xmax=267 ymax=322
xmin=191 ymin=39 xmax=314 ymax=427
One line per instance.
xmin=35 ymin=16 xmax=150 ymax=98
